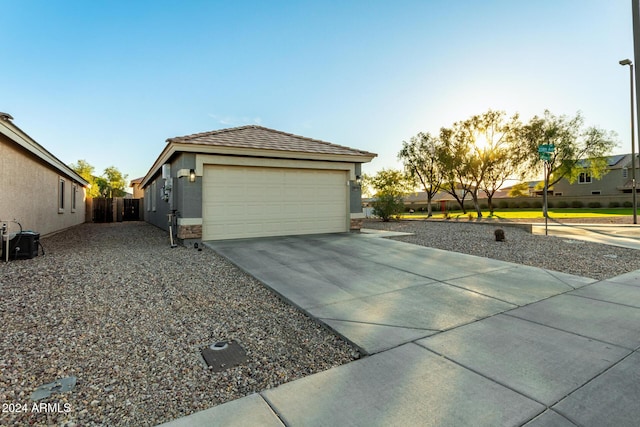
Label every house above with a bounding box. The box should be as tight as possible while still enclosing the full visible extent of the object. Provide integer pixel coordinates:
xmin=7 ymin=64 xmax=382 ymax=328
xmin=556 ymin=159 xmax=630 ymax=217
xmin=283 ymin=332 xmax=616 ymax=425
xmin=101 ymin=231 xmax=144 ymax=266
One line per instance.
xmin=140 ymin=125 xmax=376 ymax=244
xmin=129 ymin=177 xmax=144 ymax=199
xmin=0 ymin=112 xmax=88 ymax=236
xmin=551 ymin=154 xmax=634 ymax=197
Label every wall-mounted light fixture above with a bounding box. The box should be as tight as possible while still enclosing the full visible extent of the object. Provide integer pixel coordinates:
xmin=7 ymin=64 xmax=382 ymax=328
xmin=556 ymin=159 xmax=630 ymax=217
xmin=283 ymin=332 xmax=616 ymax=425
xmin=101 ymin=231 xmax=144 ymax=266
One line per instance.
xmin=189 ymin=169 xmax=196 ymax=183
xmin=355 ymin=175 xmax=362 ymax=185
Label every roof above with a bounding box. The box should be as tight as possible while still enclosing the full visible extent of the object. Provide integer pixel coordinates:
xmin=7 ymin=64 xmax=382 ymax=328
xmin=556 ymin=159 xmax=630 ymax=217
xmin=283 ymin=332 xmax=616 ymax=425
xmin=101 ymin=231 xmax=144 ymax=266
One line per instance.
xmin=167 ymin=125 xmax=376 ymax=157
xmin=141 ymin=125 xmax=377 ymax=188
xmin=577 ymin=154 xmax=631 ymax=169
xmin=0 ymin=113 xmax=89 ymax=186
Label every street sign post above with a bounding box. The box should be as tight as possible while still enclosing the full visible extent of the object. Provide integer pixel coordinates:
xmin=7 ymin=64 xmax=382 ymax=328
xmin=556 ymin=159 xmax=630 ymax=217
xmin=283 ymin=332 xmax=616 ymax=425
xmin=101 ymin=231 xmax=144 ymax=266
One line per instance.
xmin=539 ymin=144 xmax=555 ymax=235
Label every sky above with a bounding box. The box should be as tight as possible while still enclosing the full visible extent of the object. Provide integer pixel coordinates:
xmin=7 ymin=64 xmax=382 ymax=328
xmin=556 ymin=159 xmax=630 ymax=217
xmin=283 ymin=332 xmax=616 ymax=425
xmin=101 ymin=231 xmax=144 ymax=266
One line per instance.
xmin=2 ymin=0 xmax=635 ymax=184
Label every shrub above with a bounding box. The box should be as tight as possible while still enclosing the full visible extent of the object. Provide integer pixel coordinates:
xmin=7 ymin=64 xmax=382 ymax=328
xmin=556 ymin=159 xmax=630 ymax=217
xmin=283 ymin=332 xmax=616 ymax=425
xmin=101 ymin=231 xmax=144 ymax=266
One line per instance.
xmin=570 ymin=200 xmax=584 ymax=208
xmin=557 ymin=201 xmax=569 ymax=208
xmin=480 ymin=203 xmax=488 ymax=209
xmin=372 ymin=193 xmax=405 ymax=222
xmin=531 ymin=201 xmax=543 ymax=208
xmin=609 ymin=201 xmax=621 ymax=208
xmin=509 ymin=202 xmax=520 ymax=208
xmin=520 ymin=201 xmax=531 ymax=208
xmin=588 ymin=202 xmax=602 ymax=208
xmin=623 ymin=201 xmax=633 ymax=208
xmin=546 ymin=201 xmax=554 ymax=209
xmin=498 ymin=201 xmax=509 ymax=209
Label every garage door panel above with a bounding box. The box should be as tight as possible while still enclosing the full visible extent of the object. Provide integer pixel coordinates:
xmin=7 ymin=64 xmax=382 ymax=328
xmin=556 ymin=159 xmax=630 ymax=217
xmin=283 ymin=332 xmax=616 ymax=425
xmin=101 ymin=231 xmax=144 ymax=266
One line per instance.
xmin=203 ymin=165 xmax=348 ymax=240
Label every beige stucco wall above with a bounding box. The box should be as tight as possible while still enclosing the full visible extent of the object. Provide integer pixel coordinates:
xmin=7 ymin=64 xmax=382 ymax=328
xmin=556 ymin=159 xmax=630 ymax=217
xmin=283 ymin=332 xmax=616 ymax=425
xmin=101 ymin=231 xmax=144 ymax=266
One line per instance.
xmin=0 ymin=135 xmax=86 ymax=236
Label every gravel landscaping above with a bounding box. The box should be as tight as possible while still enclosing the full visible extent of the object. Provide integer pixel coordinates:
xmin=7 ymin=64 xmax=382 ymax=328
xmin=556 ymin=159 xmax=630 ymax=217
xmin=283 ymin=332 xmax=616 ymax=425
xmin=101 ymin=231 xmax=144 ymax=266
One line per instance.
xmin=0 ymin=222 xmax=358 ymax=426
xmin=363 ymin=218 xmax=640 ymax=280
xmin=3 ymin=219 xmax=640 ymax=426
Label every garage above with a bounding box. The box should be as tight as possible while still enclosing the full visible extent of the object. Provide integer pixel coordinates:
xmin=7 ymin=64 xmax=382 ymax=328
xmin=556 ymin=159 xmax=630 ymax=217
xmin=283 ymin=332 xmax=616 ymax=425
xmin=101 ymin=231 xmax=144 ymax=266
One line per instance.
xmin=202 ymin=165 xmax=348 ymax=240
xmin=141 ymin=125 xmax=376 ymax=245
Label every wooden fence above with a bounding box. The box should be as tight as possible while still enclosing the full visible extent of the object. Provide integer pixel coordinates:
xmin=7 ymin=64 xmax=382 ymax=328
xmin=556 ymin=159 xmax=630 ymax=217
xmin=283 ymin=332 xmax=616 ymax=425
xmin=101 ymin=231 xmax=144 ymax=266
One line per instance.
xmin=86 ymin=198 xmax=143 ymax=223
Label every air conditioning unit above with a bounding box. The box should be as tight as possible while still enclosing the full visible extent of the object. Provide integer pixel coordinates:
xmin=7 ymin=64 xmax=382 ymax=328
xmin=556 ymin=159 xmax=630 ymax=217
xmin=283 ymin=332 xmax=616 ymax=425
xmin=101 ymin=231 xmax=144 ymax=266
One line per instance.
xmin=2 ymin=231 xmax=39 ymax=260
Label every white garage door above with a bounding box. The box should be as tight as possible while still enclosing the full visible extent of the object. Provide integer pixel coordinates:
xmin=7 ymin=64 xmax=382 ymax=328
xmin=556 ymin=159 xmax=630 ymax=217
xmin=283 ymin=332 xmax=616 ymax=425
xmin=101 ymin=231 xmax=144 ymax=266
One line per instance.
xmin=202 ymin=165 xmax=348 ymax=240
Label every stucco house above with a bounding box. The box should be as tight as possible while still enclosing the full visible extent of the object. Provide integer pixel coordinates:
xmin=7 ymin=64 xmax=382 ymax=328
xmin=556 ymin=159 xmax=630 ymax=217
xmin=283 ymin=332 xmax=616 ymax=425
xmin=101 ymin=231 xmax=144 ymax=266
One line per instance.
xmin=140 ymin=125 xmax=376 ymax=244
xmin=551 ymin=154 xmax=635 ymax=197
xmin=0 ymin=112 xmax=88 ymax=236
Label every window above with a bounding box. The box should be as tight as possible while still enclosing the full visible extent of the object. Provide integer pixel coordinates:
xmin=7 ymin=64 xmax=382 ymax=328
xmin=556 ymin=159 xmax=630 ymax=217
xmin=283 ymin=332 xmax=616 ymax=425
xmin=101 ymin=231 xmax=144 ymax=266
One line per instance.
xmin=71 ymin=183 xmax=77 ymax=212
xmin=623 ymin=167 xmax=629 ymax=179
xmin=578 ymin=172 xmax=592 ymax=184
xmin=58 ymin=178 xmax=65 ymax=213
xmin=151 ymin=181 xmax=157 ymax=212
xmin=554 ymin=192 xmax=563 ymax=196
xmin=591 ymin=191 xmax=601 ymax=195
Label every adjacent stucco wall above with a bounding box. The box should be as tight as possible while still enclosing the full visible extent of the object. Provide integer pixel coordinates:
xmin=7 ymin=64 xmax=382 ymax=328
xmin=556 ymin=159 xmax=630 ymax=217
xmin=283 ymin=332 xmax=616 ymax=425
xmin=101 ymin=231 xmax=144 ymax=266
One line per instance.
xmin=0 ymin=135 xmax=86 ymax=236
xmin=143 ymin=153 xmax=367 ymax=239
xmin=552 ymin=168 xmax=626 ymax=197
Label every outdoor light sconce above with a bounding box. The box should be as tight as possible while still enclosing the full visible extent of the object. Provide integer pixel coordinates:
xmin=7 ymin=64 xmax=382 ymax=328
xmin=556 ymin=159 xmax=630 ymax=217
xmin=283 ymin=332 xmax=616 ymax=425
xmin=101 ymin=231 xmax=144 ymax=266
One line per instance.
xmin=355 ymin=175 xmax=362 ymax=185
xmin=189 ymin=169 xmax=196 ymax=182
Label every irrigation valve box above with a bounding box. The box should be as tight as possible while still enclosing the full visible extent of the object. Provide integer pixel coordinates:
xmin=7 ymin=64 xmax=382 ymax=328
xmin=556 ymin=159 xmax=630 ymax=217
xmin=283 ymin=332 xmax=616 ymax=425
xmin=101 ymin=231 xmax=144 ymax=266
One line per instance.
xmin=2 ymin=231 xmax=40 ymax=260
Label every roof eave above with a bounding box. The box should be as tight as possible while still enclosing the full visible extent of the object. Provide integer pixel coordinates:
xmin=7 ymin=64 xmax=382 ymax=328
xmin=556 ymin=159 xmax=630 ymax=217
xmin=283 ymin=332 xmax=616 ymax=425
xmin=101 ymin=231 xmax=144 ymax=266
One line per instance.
xmin=0 ymin=119 xmax=89 ymax=187
xmin=141 ymin=143 xmax=376 ymax=188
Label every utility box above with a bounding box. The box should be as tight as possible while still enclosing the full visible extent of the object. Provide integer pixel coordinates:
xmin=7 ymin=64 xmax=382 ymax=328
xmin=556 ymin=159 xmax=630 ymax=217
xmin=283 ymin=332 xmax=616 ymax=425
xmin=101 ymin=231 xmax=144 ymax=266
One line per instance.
xmin=2 ymin=231 xmax=40 ymax=260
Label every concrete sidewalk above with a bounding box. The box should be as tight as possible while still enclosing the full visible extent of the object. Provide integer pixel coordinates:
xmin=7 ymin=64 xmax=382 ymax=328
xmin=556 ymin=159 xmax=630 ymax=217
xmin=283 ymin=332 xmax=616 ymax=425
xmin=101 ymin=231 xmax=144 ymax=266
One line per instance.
xmin=531 ymin=222 xmax=640 ymax=249
xmin=160 ymin=233 xmax=640 ymax=427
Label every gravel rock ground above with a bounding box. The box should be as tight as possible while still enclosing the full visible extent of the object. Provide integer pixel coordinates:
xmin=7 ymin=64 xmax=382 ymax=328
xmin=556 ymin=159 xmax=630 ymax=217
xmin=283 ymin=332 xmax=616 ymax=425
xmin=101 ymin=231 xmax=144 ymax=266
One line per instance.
xmin=363 ymin=218 xmax=640 ymax=280
xmin=0 ymin=223 xmax=358 ymax=427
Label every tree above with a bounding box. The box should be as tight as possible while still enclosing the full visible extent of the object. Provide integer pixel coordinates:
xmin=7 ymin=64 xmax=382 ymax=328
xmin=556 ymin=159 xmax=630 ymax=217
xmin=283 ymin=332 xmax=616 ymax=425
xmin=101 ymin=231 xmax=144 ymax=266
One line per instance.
xmin=508 ymin=182 xmax=531 ymax=197
xmin=69 ymin=161 xmax=129 ymax=198
xmin=70 ymin=159 xmax=100 ymax=197
xmin=439 ymin=126 xmax=472 ymax=213
xmin=368 ymin=169 xmax=412 ymax=221
xmin=103 ymin=166 xmax=128 ymax=197
xmin=440 ymin=110 xmax=525 ymax=217
xmin=520 ymin=110 xmax=617 ymax=215
xmin=398 ymin=132 xmax=444 ymax=217
xmin=475 ymin=111 xmax=525 ymax=215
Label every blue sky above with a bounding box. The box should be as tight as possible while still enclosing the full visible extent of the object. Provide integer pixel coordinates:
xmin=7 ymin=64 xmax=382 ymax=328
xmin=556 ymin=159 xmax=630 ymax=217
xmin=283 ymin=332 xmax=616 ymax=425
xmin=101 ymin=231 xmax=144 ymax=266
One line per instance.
xmin=2 ymin=0 xmax=634 ymax=183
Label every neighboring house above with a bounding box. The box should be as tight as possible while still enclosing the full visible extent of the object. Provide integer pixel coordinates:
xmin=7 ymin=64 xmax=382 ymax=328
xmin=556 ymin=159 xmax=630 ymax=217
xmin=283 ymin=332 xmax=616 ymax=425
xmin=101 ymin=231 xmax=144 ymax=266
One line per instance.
xmin=140 ymin=125 xmax=376 ymax=243
xmin=551 ymin=154 xmax=633 ymax=197
xmin=129 ymin=177 xmax=144 ymax=199
xmin=0 ymin=112 xmax=88 ymax=236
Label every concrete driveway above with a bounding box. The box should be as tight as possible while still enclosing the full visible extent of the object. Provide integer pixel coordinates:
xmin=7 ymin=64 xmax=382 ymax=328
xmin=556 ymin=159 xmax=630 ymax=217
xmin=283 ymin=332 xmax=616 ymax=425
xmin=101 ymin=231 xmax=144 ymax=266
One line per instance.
xmin=164 ymin=233 xmax=640 ymax=427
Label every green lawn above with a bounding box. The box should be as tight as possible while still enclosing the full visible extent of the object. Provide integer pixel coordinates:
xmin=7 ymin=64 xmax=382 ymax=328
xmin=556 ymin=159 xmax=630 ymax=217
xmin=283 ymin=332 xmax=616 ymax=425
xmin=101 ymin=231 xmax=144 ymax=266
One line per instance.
xmin=401 ymin=208 xmax=634 ymax=220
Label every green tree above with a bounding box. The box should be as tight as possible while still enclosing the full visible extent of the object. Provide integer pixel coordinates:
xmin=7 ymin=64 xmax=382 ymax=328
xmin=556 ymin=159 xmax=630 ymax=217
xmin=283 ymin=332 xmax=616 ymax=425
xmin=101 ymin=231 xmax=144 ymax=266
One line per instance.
xmin=439 ymin=126 xmax=472 ymax=213
xmin=70 ymin=159 xmax=101 ymax=197
xmin=508 ymin=182 xmax=531 ymax=197
xmin=520 ymin=110 xmax=617 ymax=216
xmin=474 ymin=111 xmax=524 ymax=215
xmin=103 ymin=166 xmax=128 ymax=197
xmin=69 ymin=161 xmax=129 ymax=198
xmin=369 ymin=169 xmax=412 ymax=221
xmin=398 ymin=132 xmax=444 ymax=217
xmin=440 ymin=110 xmax=526 ymax=216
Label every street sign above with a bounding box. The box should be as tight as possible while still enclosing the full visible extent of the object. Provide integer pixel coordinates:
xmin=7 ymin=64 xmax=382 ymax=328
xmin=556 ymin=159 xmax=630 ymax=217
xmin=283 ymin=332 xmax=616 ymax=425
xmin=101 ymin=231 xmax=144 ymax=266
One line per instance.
xmin=538 ymin=144 xmax=555 ymax=153
xmin=539 ymin=152 xmax=551 ymax=161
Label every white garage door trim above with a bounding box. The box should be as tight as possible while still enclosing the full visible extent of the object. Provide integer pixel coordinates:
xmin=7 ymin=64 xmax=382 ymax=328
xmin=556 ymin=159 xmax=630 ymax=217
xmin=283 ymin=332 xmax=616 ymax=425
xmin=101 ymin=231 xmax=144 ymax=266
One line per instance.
xmin=202 ymin=165 xmax=349 ymax=240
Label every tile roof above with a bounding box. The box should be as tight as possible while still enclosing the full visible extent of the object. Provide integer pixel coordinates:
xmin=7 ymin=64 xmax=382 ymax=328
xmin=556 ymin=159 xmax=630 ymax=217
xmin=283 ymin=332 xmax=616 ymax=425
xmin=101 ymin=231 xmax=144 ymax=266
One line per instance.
xmin=167 ymin=125 xmax=376 ymax=158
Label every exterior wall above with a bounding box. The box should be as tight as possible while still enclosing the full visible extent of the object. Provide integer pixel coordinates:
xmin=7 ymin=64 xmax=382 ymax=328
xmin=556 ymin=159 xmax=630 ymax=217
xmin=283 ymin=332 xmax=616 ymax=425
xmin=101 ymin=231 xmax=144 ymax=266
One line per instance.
xmin=143 ymin=152 xmax=366 ymax=242
xmin=0 ymin=135 xmax=86 ymax=236
xmin=143 ymin=153 xmax=201 ymax=242
xmin=552 ymin=168 xmax=627 ymax=197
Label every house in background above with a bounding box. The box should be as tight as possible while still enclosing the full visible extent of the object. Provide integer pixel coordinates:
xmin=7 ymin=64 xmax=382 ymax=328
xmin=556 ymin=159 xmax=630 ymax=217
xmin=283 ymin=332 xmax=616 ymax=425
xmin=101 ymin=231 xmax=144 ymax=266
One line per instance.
xmin=551 ymin=154 xmax=634 ymax=197
xmin=140 ymin=125 xmax=376 ymax=244
xmin=0 ymin=112 xmax=88 ymax=236
xmin=129 ymin=177 xmax=144 ymax=199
